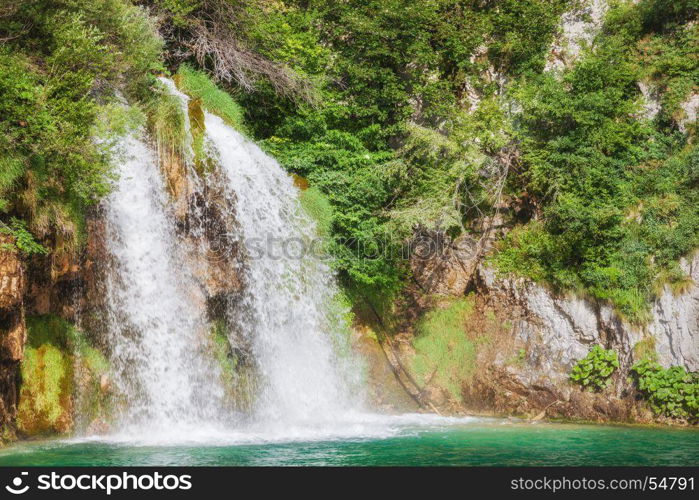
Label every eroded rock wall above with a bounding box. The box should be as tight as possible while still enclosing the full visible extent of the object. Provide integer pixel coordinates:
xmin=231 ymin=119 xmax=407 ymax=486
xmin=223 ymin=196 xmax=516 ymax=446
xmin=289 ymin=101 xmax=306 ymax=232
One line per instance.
xmin=0 ymin=235 xmax=26 ymax=437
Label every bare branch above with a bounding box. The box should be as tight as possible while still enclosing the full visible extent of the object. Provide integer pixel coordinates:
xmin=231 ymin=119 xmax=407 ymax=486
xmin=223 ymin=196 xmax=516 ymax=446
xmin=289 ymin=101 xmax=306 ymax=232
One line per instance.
xmin=149 ymin=0 xmax=317 ymax=103
xmin=186 ymin=19 xmax=315 ymax=103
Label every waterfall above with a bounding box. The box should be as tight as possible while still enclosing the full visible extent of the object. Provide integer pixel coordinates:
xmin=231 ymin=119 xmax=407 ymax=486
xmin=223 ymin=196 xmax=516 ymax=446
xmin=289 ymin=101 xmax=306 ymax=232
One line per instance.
xmin=96 ymin=81 xmax=367 ymax=442
xmin=102 ymin=131 xmax=226 ymax=437
xmin=203 ymin=112 xmax=363 ymax=426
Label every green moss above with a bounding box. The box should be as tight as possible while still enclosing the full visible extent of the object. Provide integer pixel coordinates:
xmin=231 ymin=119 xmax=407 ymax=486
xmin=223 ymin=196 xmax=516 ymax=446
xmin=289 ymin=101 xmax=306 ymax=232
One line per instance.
xmin=210 ymin=320 xmax=236 ymax=389
xmin=209 ymin=320 xmax=257 ymax=412
xmin=146 ymin=87 xmax=189 ymax=163
xmin=188 ymin=97 xmax=207 ymax=172
xmin=411 ymin=298 xmax=475 ymax=402
xmin=18 ymin=315 xmax=110 ymax=436
xmin=175 ymin=65 xmax=246 ymax=131
xmin=17 ymin=344 xmax=73 ymax=436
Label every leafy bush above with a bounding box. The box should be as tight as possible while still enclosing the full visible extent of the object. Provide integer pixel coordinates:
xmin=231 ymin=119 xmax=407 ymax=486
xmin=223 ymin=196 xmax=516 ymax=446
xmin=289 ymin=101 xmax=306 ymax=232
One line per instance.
xmin=0 ymin=218 xmax=47 ymax=255
xmin=570 ymin=345 xmax=619 ymax=392
xmin=631 ymin=360 xmax=698 ymax=421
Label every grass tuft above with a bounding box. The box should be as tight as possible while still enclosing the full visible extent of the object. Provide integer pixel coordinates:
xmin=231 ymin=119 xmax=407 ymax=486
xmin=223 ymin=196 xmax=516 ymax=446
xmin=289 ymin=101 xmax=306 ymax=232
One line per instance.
xmin=175 ymin=65 xmax=245 ymax=131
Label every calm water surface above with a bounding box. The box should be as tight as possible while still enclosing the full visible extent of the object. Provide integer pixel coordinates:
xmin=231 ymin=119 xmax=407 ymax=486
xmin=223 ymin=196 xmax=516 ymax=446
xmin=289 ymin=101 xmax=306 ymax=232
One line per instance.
xmin=1 ymin=418 xmax=696 ymax=466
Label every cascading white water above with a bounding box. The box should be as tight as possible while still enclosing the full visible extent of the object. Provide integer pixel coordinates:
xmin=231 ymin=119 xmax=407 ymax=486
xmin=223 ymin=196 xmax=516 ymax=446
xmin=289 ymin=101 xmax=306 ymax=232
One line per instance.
xmin=203 ymin=112 xmax=364 ymax=427
xmin=102 ymin=130 xmax=226 ymax=436
xmin=100 ymin=84 xmax=365 ymax=441
xmin=90 ymin=81 xmax=477 ymax=446
xmin=155 ymin=78 xmax=364 ymax=429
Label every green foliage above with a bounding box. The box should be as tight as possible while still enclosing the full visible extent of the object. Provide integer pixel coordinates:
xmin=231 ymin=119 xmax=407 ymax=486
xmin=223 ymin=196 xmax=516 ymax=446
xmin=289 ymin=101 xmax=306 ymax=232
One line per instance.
xmin=299 ymin=186 xmax=334 ymax=238
xmin=0 ymin=0 xmax=162 ymax=254
xmin=1 ymin=0 xmax=697 ymax=335
xmin=236 ymin=0 xmax=571 ymax=298
xmin=238 ymin=0 xmax=697 ymax=316
xmin=175 ymin=65 xmax=246 ymax=130
xmin=0 ymin=218 xmax=48 ymax=255
xmin=570 ymin=345 xmax=619 ymax=392
xmin=411 ymin=298 xmax=475 ymax=402
xmin=631 ymin=360 xmax=698 ymax=422
xmin=384 ymin=123 xmax=484 ymax=239
xmin=263 ymin=129 xmax=401 ymax=291
xmin=495 ymin=0 xmax=699 ymax=321
xmin=145 ymin=85 xmax=189 ymax=163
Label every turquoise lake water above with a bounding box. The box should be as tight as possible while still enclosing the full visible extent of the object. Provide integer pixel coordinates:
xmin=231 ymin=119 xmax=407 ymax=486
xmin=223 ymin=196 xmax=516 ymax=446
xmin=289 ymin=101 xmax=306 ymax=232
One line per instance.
xmin=0 ymin=417 xmax=696 ymax=466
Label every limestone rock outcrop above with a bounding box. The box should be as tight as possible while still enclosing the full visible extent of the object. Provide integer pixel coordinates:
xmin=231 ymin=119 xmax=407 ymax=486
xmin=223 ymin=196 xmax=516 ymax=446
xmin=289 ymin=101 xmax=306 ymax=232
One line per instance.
xmin=402 ymin=228 xmax=698 ymax=422
xmin=460 ymin=252 xmax=699 ymax=422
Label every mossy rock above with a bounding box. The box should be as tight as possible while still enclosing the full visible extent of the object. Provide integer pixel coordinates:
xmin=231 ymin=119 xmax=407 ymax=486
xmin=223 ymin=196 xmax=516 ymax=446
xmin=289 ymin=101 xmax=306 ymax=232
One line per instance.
xmin=17 ymin=315 xmax=111 ymax=437
xmin=209 ymin=320 xmax=257 ymax=413
xmin=17 ymin=344 xmax=73 ymax=436
xmin=188 ymin=97 xmax=207 ymax=173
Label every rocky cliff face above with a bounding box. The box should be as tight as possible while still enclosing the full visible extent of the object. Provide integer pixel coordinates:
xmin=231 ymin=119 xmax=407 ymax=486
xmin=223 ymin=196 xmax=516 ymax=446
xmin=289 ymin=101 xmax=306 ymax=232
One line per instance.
xmin=398 ymin=233 xmax=698 ymax=422
xmin=0 ymin=235 xmax=26 ymax=438
xmin=477 ymin=252 xmax=699 ymax=376
xmin=463 ymin=253 xmax=697 ymax=422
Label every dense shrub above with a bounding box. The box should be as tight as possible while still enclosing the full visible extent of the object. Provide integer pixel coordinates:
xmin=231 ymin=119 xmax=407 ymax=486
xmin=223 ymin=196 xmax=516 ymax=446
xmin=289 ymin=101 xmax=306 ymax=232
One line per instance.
xmin=495 ymin=0 xmax=699 ymax=321
xmin=236 ymin=0 xmax=571 ymax=298
xmin=631 ymin=360 xmax=698 ymax=422
xmin=570 ymin=345 xmax=619 ymax=392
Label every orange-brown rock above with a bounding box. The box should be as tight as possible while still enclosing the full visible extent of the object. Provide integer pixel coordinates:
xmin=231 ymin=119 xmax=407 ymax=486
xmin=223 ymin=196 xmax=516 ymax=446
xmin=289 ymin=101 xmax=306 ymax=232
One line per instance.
xmin=0 ymin=235 xmax=26 ymax=437
xmin=0 ymin=235 xmax=25 ymax=312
